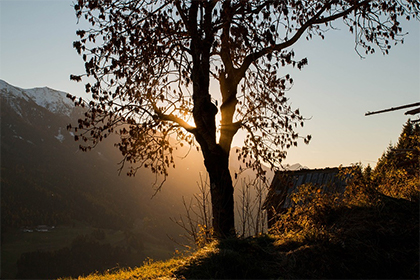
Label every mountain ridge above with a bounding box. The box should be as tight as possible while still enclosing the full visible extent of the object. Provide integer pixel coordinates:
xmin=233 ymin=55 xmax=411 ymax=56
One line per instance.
xmin=1 ymin=79 xmax=197 ymax=278
xmin=0 ymin=79 xmax=76 ymax=117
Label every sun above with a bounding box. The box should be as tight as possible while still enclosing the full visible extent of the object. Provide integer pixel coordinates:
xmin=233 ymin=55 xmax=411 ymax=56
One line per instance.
xmin=185 ymin=116 xmax=196 ymax=128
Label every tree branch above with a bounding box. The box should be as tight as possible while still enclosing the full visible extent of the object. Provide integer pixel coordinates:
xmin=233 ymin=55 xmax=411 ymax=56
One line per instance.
xmin=175 ymin=0 xmax=190 ymax=34
xmin=156 ymin=111 xmax=196 ymax=133
xmin=220 ymin=0 xmax=234 ymax=74
xmin=237 ymin=0 xmax=371 ymax=79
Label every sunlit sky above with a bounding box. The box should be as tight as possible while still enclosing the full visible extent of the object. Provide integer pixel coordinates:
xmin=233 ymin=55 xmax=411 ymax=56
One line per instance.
xmin=1 ymin=0 xmax=419 ymax=169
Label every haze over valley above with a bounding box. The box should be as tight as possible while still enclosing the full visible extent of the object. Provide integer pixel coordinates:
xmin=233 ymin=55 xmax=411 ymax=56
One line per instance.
xmin=0 ymin=80 xmax=277 ymax=278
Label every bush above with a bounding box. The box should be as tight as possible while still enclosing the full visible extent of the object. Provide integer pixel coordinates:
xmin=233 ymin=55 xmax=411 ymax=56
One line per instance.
xmin=269 ymin=163 xmax=419 ymax=278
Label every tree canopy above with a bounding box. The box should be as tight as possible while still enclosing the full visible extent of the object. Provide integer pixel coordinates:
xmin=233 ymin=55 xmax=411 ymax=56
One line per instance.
xmin=372 ymin=120 xmax=420 ymax=200
xmin=69 ymin=0 xmax=419 ymax=238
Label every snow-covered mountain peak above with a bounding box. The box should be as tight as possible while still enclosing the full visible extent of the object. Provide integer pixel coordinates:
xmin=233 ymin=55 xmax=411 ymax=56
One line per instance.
xmin=0 ymin=79 xmax=30 ymax=102
xmin=0 ymin=79 xmax=75 ymax=117
xmin=23 ymin=86 xmax=75 ymax=116
xmin=281 ymin=163 xmax=308 ymax=171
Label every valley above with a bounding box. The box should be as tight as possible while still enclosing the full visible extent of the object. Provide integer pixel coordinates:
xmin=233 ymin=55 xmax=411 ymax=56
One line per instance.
xmin=0 ymin=80 xmax=272 ymax=278
xmin=0 ymin=80 xmax=207 ymax=278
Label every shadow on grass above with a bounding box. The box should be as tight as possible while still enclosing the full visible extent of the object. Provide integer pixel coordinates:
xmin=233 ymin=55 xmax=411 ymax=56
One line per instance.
xmin=174 ymin=196 xmax=419 ymax=279
xmin=174 ymin=235 xmax=281 ymax=279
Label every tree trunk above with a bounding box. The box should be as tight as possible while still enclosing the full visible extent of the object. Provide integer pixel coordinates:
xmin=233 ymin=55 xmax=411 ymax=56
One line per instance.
xmin=202 ymin=145 xmax=235 ymax=238
xmin=188 ymin=2 xmax=235 ymax=239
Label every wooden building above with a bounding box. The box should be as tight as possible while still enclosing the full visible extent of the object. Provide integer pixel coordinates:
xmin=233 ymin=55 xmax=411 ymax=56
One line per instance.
xmin=263 ymin=167 xmax=350 ymax=228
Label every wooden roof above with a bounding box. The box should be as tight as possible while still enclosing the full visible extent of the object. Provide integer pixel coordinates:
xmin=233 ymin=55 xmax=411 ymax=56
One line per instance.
xmin=263 ymin=167 xmax=350 ymax=210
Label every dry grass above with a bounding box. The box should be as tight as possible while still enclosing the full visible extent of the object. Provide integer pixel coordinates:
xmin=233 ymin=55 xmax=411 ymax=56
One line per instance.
xmin=269 ymin=175 xmax=419 ymax=279
xmin=68 ymin=167 xmax=419 ymax=280
xmin=60 ymin=257 xmax=186 ymax=280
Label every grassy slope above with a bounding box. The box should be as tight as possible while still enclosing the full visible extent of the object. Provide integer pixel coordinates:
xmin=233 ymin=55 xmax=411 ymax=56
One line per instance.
xmin=67 ymin=188 xmax=419 ymax=280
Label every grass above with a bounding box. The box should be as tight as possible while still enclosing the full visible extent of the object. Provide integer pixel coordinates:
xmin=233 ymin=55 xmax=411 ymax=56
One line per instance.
xmin=271 ymin=196 xmax=419 ymax=278
xmin=173 ymin=236 xmax=282 ymax=279
xmin=61 ymin=257 xmax=186 ymax=280
xmin=71 ymin=184 xmax=419 ymax=280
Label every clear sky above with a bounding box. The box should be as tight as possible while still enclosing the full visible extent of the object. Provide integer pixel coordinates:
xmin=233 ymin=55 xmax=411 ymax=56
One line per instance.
xmin=1 ymin=0 xmax=419 ymax=169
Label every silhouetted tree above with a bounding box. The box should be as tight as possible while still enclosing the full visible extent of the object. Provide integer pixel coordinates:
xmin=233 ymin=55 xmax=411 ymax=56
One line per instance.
xmin=69 ymin=0 xmax=419 ymax=238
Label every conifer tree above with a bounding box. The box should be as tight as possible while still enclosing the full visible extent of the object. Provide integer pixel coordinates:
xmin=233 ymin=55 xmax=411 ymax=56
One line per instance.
xmin=374 ymin=120 xmax=420 ymax=200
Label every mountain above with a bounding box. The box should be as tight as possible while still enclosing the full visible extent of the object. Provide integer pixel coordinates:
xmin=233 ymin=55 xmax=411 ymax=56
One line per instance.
xmin=0 ymin=79 xmax=76 ymax=117
xmin=1 ymin=80 xmax=212 ymax=278
xmin=282 ymin=163 xmax=308 ymax=171
xmin=0 ymin=79 xmax=218 ymax=227
xmin=1 ymin=80 xmax=130 ymax=228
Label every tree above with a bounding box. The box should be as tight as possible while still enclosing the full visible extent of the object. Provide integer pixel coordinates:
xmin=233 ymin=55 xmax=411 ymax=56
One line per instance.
xmin=375 ymin=120 xmax=420 ymax=175
xmin=373 ymin=120 xmax=420 ymax=200
xmin=69 ymin=0 xmax=419 ymax=238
